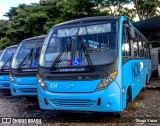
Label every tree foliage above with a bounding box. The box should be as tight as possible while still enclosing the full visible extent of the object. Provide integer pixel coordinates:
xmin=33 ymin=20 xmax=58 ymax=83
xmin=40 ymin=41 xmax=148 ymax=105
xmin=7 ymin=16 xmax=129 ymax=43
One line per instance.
xmin=3 ymin=2 xmax=59 ymax=44
xmin=133 ymin=0 xmax=160 ymax=20
xmin=0 ymin=0 xmax=159 ymax=49
xmin=95 ymin=0 xmax=136 ymax=21
xmin=0 ymin=37 xmax=12 ymax=50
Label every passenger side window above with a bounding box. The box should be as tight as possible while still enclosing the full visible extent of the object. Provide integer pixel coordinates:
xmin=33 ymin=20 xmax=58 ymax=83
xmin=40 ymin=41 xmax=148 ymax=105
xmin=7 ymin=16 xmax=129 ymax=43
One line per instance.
xmin=146 ymin=45 xmax=150 ymax=58
xmin=122 ymin=26 xmax=131 ymax=61
xmin=144 ymin=42 xmax=150 ymax=58
xmin=133 ymin=33 xmax=139 ymax=57
xmin=138 ymin=36 xmax=144 ymax=57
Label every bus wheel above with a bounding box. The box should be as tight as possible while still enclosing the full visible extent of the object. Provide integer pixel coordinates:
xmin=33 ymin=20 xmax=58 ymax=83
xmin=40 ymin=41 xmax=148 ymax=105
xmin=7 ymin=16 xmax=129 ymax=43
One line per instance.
xmin=142 ymin=85 xmax=146 ymax=91
xmin=113 ymin=112 xmax=122 ymax=117
xmin=142 ymin=76 xmax=147 ymax=91
xmin=146 ymin=75 xmax=149 ymax=84
xmin=127 ymin=87 xmax=132 ymax=104
xmin=26 ymin=96 xmax=37 ymax=101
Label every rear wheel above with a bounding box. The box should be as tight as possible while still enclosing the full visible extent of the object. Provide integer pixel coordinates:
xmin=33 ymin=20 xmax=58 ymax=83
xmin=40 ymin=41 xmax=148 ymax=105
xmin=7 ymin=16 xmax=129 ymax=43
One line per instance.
xmin=146 ymin=75 xmax=150 ymax=84
xmin=142 ymin=85 xmax=146 ymax=91
xmin=142 ymin=76 xmax=148 ymax=91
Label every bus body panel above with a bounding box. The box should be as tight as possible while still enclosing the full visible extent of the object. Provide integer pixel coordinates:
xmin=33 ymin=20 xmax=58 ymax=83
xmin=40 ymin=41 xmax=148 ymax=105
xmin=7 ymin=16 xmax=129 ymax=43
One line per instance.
xmin=38 ymin=80 xmax=121 ymax=112
xmin=10 ymin=76 xmax=37 ymax=96
xmin=119 ymin=16 xmax=152 ymax=110
xmin=0 ymin=75 xmax=10 ymax=89
xmin=122 ymin=59 xmax=151 ymax=108
xmin=13 ymin=76 xmax=37 ymax=85
xmin=45 ymin=79 xmax=100 ymax=93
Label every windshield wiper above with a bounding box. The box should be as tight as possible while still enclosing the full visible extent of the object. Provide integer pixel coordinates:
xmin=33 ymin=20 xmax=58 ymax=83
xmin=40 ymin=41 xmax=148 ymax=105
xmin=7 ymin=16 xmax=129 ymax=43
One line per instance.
xmin=1 ymin=55 xmax=13 ymax=70
xmin=71 ymin=22 xmax=82 ymax=66
xmin=50 ymin=40 xmax=72 ymax=70
xmin=81 ymin=42 xmax=95 ymax=70
xmin=18 ymin=48 xmax=33 ymax=70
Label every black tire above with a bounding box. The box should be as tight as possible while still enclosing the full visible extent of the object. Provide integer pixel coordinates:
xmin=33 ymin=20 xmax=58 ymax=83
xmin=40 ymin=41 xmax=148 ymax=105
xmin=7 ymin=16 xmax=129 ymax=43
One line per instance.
xmin=142 ymin=85 xmax=146 ymax=91
xmin=146 ymin=76 xmax=149 ymax=85
xmin=142 ymin=76 xmax=148 ymax=91
xmin=127 ymin=87 xmax=132 ymax=104
xmin=113 ymin=112 xmax=122 ymax=117
xmin=25 ymin=96 xmax=37 ymax=101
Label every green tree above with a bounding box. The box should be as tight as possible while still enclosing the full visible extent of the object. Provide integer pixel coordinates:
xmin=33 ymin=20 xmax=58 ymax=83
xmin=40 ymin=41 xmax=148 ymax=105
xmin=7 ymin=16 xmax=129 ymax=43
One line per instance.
xmin=0 ymin=37 xmax=12 ymax=50
xmin=0 ymin=0 xmax=139 ymax=49
xmin=56 ymin=0 xmax=96 ymax=22
xmin=5 ymin=2 xmax=59 ymax=44
xmin=4 ymin=4 xmax=28 ymax=20
xmin=96 ymin=0 xmax=136 ymax=21
xmin=56 ymin=0 xmax=136 ymax=22
xmin=40 ymin=0 xmax=57 ymax=5
xmin=0 ymin=20 xmax=9 ymax=38
xmin=133 ymin=0 xmax=160 ymax=20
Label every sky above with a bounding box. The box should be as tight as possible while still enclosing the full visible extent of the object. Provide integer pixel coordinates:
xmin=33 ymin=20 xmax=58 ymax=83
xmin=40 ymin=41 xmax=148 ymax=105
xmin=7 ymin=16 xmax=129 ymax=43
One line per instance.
xmin=0 ymin=0 xmax=40 ymax=20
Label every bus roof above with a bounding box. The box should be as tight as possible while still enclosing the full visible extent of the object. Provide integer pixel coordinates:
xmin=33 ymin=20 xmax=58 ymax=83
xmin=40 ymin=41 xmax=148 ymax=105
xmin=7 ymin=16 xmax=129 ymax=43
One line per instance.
xmin=6 ymin=45 xmax=18 ymax=49
xmin=53 ymin=16 xmax=121 ymax=28
xmin=21 ymin=35 xmax=46 ymax=42
xmin=51 ymin=16 xmax=148 ymax=43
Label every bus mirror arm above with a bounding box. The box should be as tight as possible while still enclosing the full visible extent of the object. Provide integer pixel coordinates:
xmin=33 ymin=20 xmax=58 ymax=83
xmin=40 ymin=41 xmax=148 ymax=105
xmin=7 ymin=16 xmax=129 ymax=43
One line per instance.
xmin=129 ymin=26 xmax=136 ymax=40
xmin=123 ymin=21 xmax=135 ymax=40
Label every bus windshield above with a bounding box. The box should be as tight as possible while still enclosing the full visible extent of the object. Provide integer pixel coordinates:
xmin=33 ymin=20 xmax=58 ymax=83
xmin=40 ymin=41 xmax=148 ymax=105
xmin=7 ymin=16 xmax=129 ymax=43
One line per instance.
xmin=39 ymin=21 xmax=118 ymax=69
xmin=11 ymin=41 xmax=43 ymax=69
xmin=0 ymin=51 xmax=3 ymax=56
xmin=0 ymin=47 xmax=17 ymax=70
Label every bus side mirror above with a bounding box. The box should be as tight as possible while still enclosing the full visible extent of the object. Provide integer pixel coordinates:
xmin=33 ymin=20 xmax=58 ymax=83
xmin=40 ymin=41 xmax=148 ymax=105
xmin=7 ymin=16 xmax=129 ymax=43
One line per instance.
xmin=129 ymin=26 xmax=135 ymax=39
xmin=149 ymin=43 xmax=152 ymax=49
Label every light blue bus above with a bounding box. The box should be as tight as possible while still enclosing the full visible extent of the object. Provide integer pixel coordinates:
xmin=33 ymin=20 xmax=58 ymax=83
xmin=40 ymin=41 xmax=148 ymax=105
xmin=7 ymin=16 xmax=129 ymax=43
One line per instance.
xmin=0 ymin=45 xmax=17 ymax=89
xmin=0 ymin=50 xmax=3 ymax=56
xmin=37 ymin=16 xmax=151 ymax=113
xmin=9 ymin=35 xmax=46 ymax=96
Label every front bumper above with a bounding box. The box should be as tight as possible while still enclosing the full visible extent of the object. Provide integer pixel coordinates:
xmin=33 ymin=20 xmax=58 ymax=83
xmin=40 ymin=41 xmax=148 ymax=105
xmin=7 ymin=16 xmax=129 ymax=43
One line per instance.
xmin=0 ymin=75 xmax=10 ymax=89
xmin=10 ymin=77 xmax=38 ymax=96
xmin=10 ymin=82 xmax=37 ymax=96
xmin=0 ymin=80 xmax=10 ymax=89
xmin=37 ymin=81 xmax=122 ymax=112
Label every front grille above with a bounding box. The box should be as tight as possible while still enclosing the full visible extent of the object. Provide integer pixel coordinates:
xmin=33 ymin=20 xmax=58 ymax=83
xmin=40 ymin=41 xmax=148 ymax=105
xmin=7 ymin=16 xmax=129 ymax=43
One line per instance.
xmin=0 ymin=72 xmax=9 ymax=75
xmin=14 ymin=73 xmax=36 ymax=77
xmin=2 ymin=84 xmax=9 ymax=87
xmin=50 ymin=99 xmax=96 ymax=107
xmin=17 ymin=88 xmax=37 ymax=93
xmin=46 ymin=75 xmax=100 ymax=81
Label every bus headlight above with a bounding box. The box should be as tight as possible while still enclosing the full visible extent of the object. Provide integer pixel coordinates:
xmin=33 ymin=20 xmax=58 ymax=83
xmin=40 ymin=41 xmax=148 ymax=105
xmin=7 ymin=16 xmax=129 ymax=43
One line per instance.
xmin=9 ymin=73 xmax=15 ymax=83
xmin=96 ymin=71 xmax=117 ymax=90
xmin=37 ymin=74 xmax=48 ymax=90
